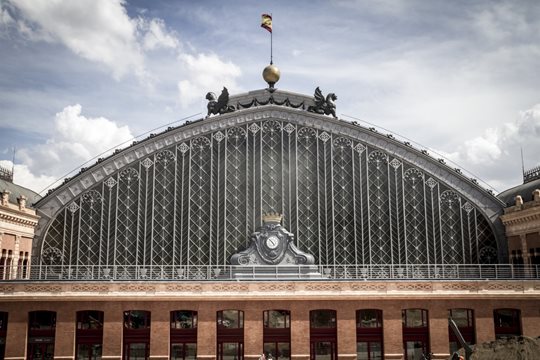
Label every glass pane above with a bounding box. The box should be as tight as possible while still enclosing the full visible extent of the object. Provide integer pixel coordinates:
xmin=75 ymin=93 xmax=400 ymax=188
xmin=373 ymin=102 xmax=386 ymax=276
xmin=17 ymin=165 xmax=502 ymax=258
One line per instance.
xmin=45 ymin=344 xmax=55 ymax=359
xmin=449 ymin=341 xmax=458 ymax=355
xmin=403 ymin=310 xmax=426 ymax=328
xmin=356 ymin=342 xmax=368 ymax=360
xmin=370 ymin=342 xmax=382 ymax=360
xmin=449 ymin=309 xmax=471 ymax=327
xmin=277 ymin=342 xmax=290 ymax=360
xmin=172 ymin=311 xmax=196 ymax=329
xmin=314 ymin=342 xmax=333 ymax=360
xmin=124 ymin=311 xmax=150 ymax=329
xmin=265 ymin=311 xmax=289 ymax=328
xmin=221 ymin=311 xmax=242 ymax=329
xmin=78 ymin=311 xmax=104 ymax=330
xmin=171 ymin=344 xmax=183 ymax=360
xmin=91 ymin=344 xmax=102 ymax=360
xmin=128 ymin=343 xmax=147 ymax=360
xmin=311 ymin=311 xmax=336 ymax=328
xmin=405 ymin=341 xmax=424 ymax=360
xmin=77 ymin=344 xmax=89 ymax=359
xmin=263 ymin=343 xmax=274 ymax=359
xmin=30 ymin=311 xmax=56 ymax=330
xmin=494 ymin=309 xmax=518 ymax=328
xmin=222 ymin=342 xmax=240 ymax=360
xmin=357 ymin=310 xmax=381 ymax=328
xmin=185 ymin=343 xmax=197 ymax=360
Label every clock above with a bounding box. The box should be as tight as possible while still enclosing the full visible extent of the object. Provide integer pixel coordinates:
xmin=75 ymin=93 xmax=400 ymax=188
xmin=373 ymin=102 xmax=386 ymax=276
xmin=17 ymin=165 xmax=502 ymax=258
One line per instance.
xmin=266 ymin=235 xmax=280 ymax=249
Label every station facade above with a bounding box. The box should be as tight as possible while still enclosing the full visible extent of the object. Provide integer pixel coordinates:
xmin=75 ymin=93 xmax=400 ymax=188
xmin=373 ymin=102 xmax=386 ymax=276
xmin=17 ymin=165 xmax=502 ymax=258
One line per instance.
xmin=1 ymin=87 xmax=539 ymax=360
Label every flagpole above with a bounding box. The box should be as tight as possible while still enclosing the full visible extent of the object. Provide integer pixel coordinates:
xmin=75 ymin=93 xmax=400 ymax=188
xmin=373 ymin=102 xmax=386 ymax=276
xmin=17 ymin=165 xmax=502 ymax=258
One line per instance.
xmin=270 ymin=13 xmax=273 ymax=65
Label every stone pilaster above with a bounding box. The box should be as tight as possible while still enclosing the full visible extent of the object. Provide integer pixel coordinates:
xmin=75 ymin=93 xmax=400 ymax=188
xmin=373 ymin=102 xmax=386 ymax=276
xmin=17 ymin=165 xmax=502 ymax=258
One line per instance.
xmin=520 ymin=234 xmax=530 ymax=265
xmin=10 ymin=235 xmax=20 ymax=279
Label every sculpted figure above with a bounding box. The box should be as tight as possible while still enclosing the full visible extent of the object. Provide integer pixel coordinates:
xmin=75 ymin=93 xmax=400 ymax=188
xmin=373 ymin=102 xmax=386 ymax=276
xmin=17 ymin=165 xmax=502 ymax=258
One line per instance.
xmin=206 ymin=87 xmax=235 ymax=117
xmin=307 ymin=87 xmax=338 ymax=118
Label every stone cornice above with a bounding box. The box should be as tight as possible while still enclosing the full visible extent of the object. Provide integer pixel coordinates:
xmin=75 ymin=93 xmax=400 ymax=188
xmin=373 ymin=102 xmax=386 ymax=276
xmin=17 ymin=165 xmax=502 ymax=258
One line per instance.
xmin=0 ymin=280 xmax=538 ymax=301
xmin=501 ymin=206 xmax=540 ymax=227
xmin=0 ymin=206 xmax=39 ymax=228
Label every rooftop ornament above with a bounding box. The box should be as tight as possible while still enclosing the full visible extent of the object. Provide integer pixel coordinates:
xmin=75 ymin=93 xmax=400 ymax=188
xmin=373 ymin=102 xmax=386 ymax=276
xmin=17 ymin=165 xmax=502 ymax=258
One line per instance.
xmin=205 ymin=87 xmax=235 ymax=117
xmin=307 ymin=87 xmax=337 ymax=118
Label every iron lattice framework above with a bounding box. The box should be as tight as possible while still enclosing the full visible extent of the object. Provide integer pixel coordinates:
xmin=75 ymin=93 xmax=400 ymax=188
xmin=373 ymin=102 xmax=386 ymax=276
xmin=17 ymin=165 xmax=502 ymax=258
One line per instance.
xmin=37 ymin=118 xmax=499 ymax=270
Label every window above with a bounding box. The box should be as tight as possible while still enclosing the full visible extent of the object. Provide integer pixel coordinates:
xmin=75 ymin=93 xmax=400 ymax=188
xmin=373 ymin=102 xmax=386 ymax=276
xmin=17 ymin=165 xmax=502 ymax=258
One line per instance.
xmin=171 ymin=311 xmax=197 ymax=360
xmin=402 ymin=309 xmax=429 ymax=360
xmin=356 ymin=310 xmax=383 ymax=360
xmin=448 ymin=309 xmax=475 ymax=354
xmin=218 ymin=310 xmax=244 ymax=329
xmin=76 ymin=311 xmax=104 ymax=360
xmin=310 ymin=310 xmax=337 ymax=360
xmin=217 ymin=310 xmax=244 ymax=360
xmin=264 ymin=310 xmax=291 ymax=360
xmin=0 ymin=312 xmax=7 ymax=360
xmin=27 ymin=311 xmax=56 ymax=360
xmin=123 ymin=311 xmax=150 ymax=360
xmin=494 ymin=309 xmax=521 ymax=339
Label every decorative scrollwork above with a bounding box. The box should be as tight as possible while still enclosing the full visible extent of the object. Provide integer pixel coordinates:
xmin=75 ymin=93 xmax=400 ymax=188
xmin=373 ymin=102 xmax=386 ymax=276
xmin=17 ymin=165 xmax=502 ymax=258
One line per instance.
xmin=263 ymin=120 xmax=281 ymax=133
xmin=82 ymin=190 xmax=102 ymax=204
xmin=120 ymin=168 xmax=139 ymax=182
xmin=404 ymin=168 xmax=424 ymax=182
xmin=368 ymin=150 xmax=388 ymax=164
xmin=192 ymin=136 xmax=211 ymax=150
xmin=440 ymin=190 xmax=459 ymax=208
xmin=333 ymin=137 xmax=351 ymax=149
xmin=42 ymin=247 xmax=63 ymax=265
xmin=156 ymin=150 xmax=175 ymax=163
xmin=227 ymin=127 xmax=247 ymax=144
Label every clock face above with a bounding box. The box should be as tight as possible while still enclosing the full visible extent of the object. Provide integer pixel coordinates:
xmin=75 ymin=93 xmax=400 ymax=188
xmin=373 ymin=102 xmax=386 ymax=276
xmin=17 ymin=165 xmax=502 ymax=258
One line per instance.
xmin=266 ymin=235 xmax=280 ymax=249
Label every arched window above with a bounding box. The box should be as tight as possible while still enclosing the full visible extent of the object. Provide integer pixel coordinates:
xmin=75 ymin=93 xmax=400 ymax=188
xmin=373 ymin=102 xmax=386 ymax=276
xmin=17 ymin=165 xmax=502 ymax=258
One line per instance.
xmin=0 ymin=312 xmax=7 ymax=359
xmin=448 ymin=309 xmax=475 ymax=354
xmin=171 ymin=311 xmax=197 ymax=360
xmin=123 ymin=310 xmax=151 ymax=360
xmin=263 ymin=310 xmax=290 ymax=360
xmin=402 ymin=309 xmax=429 ymax=360
xmin=217 ymin=310 xmax=244 ymax=360
xmin=76 ymin=311 xmax=104 ymax=360
xmin=27 ymin=311 xmax=56 ymax=360
xmin=493 ymin=309 xmax=521 ymax=339
xmin=356 ymin=309 xmax=383 ymax=360
xmin=310 ymin=310 xmax=337 ymax=360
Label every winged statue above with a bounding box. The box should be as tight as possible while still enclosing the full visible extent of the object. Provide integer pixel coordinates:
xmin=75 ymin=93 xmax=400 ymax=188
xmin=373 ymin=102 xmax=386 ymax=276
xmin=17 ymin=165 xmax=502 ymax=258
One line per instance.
xmin=307 ymin=87 xmax=338 ymax=118
xmin=206 ymin=87 xmax=235 ymax=117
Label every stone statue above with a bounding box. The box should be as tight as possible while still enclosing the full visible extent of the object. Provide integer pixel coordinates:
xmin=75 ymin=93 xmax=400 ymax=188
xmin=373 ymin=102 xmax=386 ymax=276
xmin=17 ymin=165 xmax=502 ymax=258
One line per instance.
xmin=206 ymin=87 xmax=235 ymax=117
xmin=307 ymin=87 xmax=337 ymax=118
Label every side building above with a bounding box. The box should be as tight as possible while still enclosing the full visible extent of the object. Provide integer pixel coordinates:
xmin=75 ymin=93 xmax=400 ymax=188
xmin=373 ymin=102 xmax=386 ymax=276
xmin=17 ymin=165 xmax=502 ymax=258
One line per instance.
xmin=0 ymin=87 xmax=539 ymax=360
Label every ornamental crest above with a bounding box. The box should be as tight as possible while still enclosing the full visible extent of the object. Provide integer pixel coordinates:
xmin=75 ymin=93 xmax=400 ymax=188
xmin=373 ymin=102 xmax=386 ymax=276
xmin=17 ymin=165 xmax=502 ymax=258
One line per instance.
xmin=230 ymin=213 xmax=315 ymax=266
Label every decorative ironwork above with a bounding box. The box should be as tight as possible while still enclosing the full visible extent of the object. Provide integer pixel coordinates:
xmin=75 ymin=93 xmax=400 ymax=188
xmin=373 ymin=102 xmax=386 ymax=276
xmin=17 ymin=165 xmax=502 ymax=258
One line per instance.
xmin=37 ymin=120 xmax=499 ymax=273
xmin=307 ymin=87 xmax=338 ymax=118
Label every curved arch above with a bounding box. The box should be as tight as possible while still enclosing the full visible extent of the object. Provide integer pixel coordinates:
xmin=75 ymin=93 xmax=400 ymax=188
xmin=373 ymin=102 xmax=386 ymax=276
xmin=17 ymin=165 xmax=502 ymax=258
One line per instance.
xmin=33 ymin=106 xmax=506 ymax=270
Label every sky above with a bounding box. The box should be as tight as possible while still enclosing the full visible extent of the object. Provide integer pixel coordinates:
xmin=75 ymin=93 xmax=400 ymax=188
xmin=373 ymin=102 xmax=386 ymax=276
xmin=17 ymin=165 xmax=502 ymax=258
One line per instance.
xmin=0 ymin=0 xmax=539 ymax=196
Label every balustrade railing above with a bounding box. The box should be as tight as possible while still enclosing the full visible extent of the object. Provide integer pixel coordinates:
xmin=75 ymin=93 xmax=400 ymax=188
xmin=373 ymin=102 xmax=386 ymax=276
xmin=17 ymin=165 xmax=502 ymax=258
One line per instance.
xmin=1 ymin=264 xmax=539 ymax=281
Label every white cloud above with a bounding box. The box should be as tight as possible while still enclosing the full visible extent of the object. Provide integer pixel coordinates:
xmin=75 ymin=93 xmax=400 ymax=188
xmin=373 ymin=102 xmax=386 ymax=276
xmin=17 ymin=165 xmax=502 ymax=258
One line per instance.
xmin=140 ymin=18 xmax=179 ymax=51
xmin=0 ymin=160 xmax=56 ymax=195
xmin=439 ymin=103 xmax=540 ymax=191
xmin=15 ymin=104 xmax=134 ymax=193
xmin=177 ymin=53 xmax=242 ymax=108
xmin=7 ymin=0 xmax=145 ymax=79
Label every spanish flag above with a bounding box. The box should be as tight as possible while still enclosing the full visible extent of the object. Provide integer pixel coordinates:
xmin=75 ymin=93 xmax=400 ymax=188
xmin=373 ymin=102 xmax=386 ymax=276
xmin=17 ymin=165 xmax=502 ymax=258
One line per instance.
xmin=261 ymin=14 xmax=272 ymax=33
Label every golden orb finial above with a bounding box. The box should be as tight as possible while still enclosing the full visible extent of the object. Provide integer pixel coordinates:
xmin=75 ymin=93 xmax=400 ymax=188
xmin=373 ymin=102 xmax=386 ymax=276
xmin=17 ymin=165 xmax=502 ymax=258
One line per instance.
xmin=263 ymin=64 xmax=280 ymax=91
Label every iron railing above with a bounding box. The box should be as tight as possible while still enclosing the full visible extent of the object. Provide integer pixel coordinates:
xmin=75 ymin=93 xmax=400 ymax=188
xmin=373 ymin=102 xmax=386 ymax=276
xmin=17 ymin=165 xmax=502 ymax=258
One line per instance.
xmin=2 ymin=264 xmax=540 ymax=281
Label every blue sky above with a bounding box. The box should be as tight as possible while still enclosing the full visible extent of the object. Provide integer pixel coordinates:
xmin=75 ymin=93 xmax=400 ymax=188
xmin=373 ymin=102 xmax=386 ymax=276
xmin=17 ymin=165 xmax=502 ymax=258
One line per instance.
xmin=1 ymin=0 xmax=539 ymax=195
